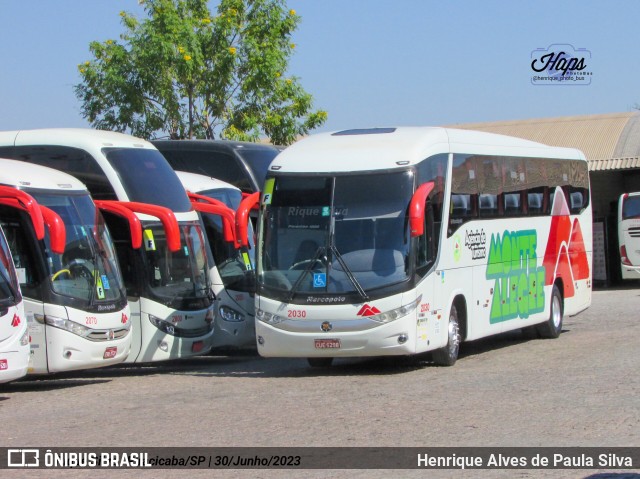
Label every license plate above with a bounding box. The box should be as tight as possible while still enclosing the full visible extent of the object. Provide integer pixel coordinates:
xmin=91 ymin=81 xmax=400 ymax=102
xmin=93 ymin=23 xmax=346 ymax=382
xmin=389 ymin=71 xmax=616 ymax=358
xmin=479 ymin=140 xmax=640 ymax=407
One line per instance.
xmin=192 ymin=341 xmax=204 ymax=353
xmin=314 ymin=338 xmax=341 ymax=349
xmin=103 ymin=347 xmax=117 ymax=359
xmin=0 ymin=359 xmax=7 ymax=370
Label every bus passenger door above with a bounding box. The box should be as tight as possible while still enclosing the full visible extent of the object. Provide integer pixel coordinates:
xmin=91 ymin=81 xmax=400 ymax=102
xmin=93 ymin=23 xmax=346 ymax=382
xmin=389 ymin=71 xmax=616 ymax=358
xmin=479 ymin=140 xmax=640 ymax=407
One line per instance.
xmin=24 ymin=298 xmax=47 ymax=374
xmin=124 ymin=296 xmax=142 ymax=363
xmin=415 ymin=198 xmax=443 ymax=352
xmin=2 ymin=220 xmax=49 ymax=374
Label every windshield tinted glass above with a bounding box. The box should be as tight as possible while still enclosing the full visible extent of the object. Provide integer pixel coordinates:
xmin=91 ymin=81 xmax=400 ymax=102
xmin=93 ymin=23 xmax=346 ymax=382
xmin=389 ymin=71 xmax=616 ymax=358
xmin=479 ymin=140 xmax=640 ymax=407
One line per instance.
xmin=199 ymin=188 xmax=243 ymax=210
xmin=622 ymin=195 xmax=640 ymax=220
xmin=143 ymin=221 xmax=211 ymax=303
xmin=0 ymin=228 xmax=20 ymax=304
xmin=104 ymin=148 xmax=192 ymax=212
xmin=237 ymin=147 xmax=280 ymax=190
xmin=258 ymin=171 xmax=414 ymax=297
xmin=29 ymin=192 xmax=125 ymax=305
xmin=198 ymin=188 xmax=255 ymax=292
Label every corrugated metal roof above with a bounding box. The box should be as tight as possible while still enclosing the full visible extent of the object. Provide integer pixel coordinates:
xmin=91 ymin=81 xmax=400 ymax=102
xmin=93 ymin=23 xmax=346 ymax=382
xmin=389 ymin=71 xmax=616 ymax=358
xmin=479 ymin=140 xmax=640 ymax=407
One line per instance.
xmin=447 ymin=112 xmax=637 ymax=163
xmin=588 ymin=157 xmax=640 ymax=171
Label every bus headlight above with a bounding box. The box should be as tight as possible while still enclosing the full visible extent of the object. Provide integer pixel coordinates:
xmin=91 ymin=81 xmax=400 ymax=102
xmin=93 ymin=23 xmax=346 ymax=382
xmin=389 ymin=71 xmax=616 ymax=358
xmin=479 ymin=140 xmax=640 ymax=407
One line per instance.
xmin=45 ymin=315 xmax=91 ymax=337
xmin=148 ymin=315 xmax=176 ymax=336
xmin=368 ymin=296 xmax=422 ymax=324
xmin=219 ymin=306 xmax=244 ymax=322
xmin=256 ymin=309 xmax=284 ymax=325
xmin=20 ymin=329 xmax=29 ymax=346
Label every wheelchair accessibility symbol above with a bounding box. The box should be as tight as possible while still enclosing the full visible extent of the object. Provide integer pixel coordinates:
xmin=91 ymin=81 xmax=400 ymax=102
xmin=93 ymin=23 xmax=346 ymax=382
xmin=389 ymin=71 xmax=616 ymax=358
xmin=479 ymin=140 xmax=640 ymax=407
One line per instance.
xmin=313 ymin=273 xmax=326 ymax=288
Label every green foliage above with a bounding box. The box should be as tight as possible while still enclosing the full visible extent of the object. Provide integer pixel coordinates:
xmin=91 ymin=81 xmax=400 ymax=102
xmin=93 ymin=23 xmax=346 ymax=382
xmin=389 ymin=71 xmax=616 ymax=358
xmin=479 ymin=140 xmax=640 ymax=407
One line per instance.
xmin=75 ymin=0 xmax=326 ymax=144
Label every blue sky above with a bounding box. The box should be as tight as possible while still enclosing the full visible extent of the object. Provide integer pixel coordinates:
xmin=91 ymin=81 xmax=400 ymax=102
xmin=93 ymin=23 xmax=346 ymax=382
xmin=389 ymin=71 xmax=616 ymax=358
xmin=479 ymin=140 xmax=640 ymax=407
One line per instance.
xmin=1 ymin=1 xmax=638 ymax=135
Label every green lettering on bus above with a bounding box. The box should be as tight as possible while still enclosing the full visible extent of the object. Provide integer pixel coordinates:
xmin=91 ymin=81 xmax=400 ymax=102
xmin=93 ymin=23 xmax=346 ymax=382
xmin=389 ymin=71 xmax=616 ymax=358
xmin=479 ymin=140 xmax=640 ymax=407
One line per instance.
xmin=486 ymin=229 xmax=545 ymax=324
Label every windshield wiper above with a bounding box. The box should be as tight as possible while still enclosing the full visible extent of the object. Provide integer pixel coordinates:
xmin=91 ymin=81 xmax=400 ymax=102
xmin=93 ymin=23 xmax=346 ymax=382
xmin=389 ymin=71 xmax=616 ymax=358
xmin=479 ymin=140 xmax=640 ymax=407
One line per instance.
xmin=286 ymin=246 xmax=326 ymax=303
xmin=87 ymin=250 xmax=101 ymax=307
xmin=330 ymin=245 xmax=369 ymax=301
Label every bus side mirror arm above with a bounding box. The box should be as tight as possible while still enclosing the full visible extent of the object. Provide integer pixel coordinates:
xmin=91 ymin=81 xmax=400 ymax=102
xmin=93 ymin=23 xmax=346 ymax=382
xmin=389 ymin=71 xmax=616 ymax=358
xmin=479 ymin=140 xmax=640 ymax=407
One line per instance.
xmin=0 ymin=186 xmax=46 ymax=240
xmin=118 ymin=202 xmax=181 ymax=253
xmin=39 ymin=205 xmax=66 ymax=255
xmin=237 ymin=192 xmax=260 ymax=248
xmin=189 ymin=200 xmax=237 ymax=246
xmin=409 ymin=182 xmax=435 ymax=237
xmin=94 ymin=200 xmax=143 ymax=249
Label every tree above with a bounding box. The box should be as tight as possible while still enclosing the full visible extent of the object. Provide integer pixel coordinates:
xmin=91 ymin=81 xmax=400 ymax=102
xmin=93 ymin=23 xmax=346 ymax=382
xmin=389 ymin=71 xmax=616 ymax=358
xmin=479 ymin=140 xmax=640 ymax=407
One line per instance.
xmin=75 ymin=0 xmax=327 ymax=144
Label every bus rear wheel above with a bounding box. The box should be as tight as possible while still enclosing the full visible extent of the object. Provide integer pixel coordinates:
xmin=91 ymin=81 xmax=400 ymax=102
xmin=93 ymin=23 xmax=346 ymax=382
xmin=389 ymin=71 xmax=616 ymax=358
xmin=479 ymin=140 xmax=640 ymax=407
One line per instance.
xmin=432 ymin=304 xmax=461 ymax=366
xmin=307 ymin=357 xmax=333 ymax=368
xmin=537 ymin=284 xmax=563 ymax=339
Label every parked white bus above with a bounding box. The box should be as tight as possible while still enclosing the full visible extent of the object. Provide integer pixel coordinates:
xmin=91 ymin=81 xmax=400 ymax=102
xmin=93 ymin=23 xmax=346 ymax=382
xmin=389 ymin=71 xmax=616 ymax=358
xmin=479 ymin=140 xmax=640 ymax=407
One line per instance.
xmin=176 ymin=171 xmax=257 ymax=350
xmin=0 ymin=218 xmax=29 ymax=383
xmin=0 ymin=130 xmax=215 ymax=363
xmin=254 ymin=127 xmax=592 ymax=366
xmin=618 ymin=192 xmax=640 ymax=279
xmin=0 ymin=159 xmax=130 ymax=373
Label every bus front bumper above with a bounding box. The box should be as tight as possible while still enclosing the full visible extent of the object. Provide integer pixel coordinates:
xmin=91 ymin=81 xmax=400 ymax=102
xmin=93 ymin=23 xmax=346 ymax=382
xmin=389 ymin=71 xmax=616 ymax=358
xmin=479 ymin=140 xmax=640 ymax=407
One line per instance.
xmin=255 ymin=319 xmax=418 ymax=358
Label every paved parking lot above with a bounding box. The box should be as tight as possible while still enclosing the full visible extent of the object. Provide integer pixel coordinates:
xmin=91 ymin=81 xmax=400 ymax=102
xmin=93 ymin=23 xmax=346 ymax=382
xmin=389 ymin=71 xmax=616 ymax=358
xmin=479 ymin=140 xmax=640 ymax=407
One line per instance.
xmin=1 ymin=287 xmax=639 ymax=479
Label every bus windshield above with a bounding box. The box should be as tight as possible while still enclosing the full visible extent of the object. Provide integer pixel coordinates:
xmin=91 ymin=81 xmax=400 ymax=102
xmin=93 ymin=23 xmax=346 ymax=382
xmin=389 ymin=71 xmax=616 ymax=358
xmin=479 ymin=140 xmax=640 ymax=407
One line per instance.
xmin=143 ymin=221 xmax=211 ymax=307
xmin=29 ymin=191 xmax=125 ymax=306
xmin=198 ymin=188 xmax=255 ymax=293
xmin=258 ymin=171 xmax=414 ymax=298
xmin=0 ymin=230 xmax=20 ymax=305
xmin=104 ymin=147 xmax=193 ymax=212
xmin=622 ymin=194 xmax=640 ymax=220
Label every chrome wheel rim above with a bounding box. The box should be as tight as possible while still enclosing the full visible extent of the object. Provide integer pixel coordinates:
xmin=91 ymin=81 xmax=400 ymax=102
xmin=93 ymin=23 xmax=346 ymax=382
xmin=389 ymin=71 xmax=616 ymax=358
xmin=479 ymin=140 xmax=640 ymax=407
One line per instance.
xmin=552 ymin=294 xmax=562 ymax=328
xmin=448 ymin=314 xmax=460 ymax=357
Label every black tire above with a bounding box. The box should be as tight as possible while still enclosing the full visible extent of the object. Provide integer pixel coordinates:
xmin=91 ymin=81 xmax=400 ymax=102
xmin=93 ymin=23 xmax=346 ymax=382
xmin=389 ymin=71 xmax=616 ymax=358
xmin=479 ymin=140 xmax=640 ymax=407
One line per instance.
xmin=307 ymin=357 xmax=333 ymax=368
xmin=537 ymin=284 xmax=563 ymax=339
xmin=521 ymin=325 xmax=539 ymax=339
xmin=432 ymin=304 xmax=461 ymax=366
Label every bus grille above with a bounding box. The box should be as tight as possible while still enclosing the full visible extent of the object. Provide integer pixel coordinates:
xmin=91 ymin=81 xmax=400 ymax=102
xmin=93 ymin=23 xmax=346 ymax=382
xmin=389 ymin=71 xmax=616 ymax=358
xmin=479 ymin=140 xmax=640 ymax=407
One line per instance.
xmin=175 ymin=325 xmax=213 ymax=338
xmin=629 ymin=227 xmax=640 ymax=238
xmin=86 ymin=327 xmax=130 ymax=342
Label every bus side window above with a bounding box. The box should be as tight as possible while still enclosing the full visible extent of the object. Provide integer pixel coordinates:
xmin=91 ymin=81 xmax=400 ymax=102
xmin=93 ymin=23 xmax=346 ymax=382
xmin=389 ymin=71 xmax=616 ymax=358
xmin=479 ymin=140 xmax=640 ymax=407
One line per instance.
xmin=451 ymin=194 xmax=470 ymax=217
xmin=448 ymin=154 xmax=478 ymax=235
xmin=527 ymin=192 xmax=544 ymax=214
xmin=0 ymin=216 xmax=42 ymax=299
xmin=479 ymin=194 xmax=498 ymax=217
xmin=502 ymin=157 xmax=526 ymax=216
xmin=570 ymin=191 xmax=584 ymax=213
xmin=476 ymin=155 xmax=502 ymax=218
xmin=567 ymin=157 xmax=589 ymax=214
xmin=504 ymin=193 xmax=521 ymax=215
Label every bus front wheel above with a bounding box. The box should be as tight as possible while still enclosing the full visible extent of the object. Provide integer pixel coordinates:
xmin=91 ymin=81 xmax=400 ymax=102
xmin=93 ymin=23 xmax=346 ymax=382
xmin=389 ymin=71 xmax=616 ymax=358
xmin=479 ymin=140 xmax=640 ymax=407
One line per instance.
xmin=432 ymin=304 xmax=461 ymax=366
